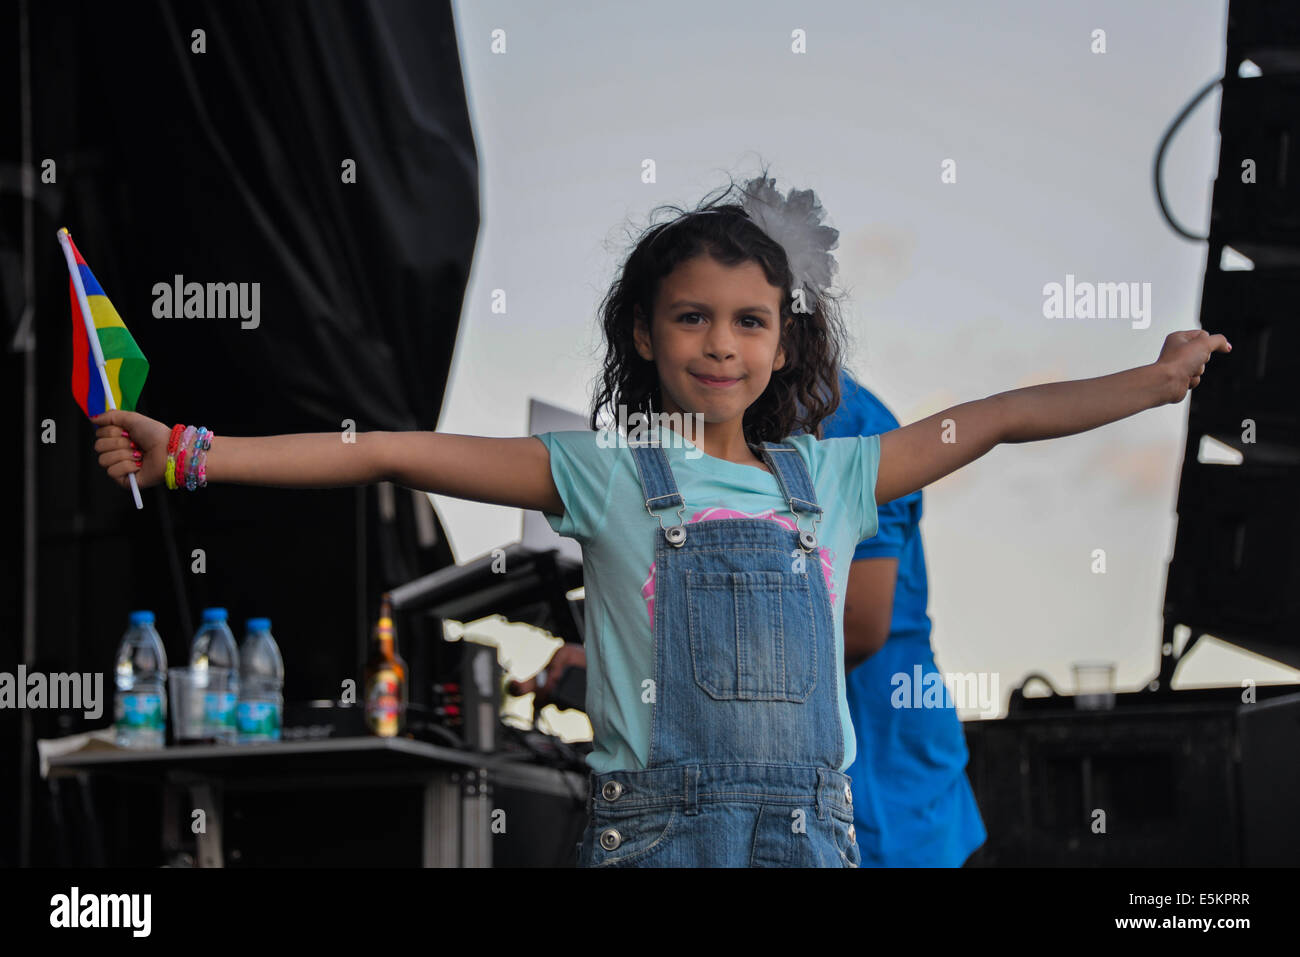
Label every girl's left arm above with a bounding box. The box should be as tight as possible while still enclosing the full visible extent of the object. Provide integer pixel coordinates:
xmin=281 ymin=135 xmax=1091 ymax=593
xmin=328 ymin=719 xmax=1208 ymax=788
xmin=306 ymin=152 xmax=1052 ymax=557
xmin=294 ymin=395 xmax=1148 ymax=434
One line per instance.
xmin=874 ymin=330 xmax=1231 ymax=506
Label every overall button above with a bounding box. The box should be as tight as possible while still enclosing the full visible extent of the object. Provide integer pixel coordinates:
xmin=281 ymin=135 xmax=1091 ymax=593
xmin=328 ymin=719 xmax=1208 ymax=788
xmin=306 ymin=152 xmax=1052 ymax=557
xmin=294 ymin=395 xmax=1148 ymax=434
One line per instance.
xmin=601 ymin=780 xmax=624 ymax=802
xmin=848 ymin=824 xmax=856 ymax=844
xmin=599 ymin=828 xmax=623 ymax=851
xmin=845 ymin=783 xmax=853 ymax=804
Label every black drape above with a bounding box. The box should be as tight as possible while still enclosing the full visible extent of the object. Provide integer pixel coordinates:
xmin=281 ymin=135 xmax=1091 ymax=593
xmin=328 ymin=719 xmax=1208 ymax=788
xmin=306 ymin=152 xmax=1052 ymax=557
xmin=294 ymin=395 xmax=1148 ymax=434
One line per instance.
xmin=1 ymin=0 xmax=476 ymax=865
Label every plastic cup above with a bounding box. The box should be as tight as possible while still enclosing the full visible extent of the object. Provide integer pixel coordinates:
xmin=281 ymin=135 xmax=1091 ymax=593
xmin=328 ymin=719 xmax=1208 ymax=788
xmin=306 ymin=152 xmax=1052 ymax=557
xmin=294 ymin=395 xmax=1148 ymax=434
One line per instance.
xmin=168 ymin=666 xmax=233 ymax=744
xmin=1072 ymin=661 xmax=1116 ymax=711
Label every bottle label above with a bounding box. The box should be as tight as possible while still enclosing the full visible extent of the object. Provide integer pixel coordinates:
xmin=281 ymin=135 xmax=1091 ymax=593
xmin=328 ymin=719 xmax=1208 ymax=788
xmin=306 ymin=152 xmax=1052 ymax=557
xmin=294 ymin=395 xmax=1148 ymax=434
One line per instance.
xmin=116 ymin=692 xmax=165 ymax=731
xmin=366 ymin=670 xmax=401 ymax=737
xmin=203 ymin=691 xmax=238 ymax=729
xmin=237 ymin=700 xmax=281 ymax=740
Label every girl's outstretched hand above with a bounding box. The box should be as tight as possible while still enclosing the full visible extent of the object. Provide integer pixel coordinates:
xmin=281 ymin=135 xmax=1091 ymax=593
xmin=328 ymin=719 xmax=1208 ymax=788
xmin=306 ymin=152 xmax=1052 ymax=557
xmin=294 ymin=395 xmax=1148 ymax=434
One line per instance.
xmin=1155 ymin=330 xmax=1231 ymax=404
xmin=90 ymin=409 xmax=171 ymax=491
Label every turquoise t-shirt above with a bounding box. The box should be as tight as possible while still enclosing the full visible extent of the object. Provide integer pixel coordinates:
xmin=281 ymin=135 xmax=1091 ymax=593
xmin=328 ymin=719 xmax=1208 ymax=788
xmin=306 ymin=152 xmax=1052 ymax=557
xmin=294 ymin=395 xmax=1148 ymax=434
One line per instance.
xmin=533 ymin=423 xmax=881 ymax=774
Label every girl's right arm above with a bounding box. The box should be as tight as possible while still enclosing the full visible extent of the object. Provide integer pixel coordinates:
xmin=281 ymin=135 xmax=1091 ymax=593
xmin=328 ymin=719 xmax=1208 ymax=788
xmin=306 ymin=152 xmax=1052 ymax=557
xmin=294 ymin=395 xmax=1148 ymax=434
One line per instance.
xmin=90 ymin=410 xmax=564 ymax=517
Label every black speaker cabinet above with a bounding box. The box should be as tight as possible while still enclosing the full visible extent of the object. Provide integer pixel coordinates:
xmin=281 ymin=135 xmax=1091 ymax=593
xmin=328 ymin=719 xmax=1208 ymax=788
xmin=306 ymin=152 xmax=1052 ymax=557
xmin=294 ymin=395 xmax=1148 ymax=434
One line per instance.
xmin=962 ymin=689 xmax=1300 ymax=866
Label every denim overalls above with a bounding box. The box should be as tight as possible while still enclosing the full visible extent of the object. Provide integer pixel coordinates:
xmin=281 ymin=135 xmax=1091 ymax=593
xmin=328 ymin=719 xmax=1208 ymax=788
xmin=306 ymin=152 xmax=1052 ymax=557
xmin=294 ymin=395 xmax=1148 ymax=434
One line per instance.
xmin=576 ymin=437 xmax=860 ymax=867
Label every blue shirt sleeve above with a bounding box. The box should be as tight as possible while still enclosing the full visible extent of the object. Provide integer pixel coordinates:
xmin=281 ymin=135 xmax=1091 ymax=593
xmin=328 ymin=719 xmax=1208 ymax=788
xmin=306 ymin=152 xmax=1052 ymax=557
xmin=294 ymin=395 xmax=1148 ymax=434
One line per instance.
xmin=532 ymin=430 xmax=614 ymax=545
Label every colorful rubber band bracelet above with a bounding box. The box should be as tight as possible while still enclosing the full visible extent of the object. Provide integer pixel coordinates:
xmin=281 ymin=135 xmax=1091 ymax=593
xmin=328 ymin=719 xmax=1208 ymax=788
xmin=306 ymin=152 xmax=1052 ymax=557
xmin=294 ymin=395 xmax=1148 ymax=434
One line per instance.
xmin=165 ymin=423 xmax=186 ymax=491
xmin=185 ymin=427 xmax=208 ymax=490
xmin=165 ymin=424 xmax=183 ymax=490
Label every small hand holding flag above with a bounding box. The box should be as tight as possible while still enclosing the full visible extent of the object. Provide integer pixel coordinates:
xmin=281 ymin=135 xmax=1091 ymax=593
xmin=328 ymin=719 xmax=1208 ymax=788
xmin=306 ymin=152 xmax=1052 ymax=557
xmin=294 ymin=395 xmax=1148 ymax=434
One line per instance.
xmin=59 ymin=227 xmax=148 ymax=509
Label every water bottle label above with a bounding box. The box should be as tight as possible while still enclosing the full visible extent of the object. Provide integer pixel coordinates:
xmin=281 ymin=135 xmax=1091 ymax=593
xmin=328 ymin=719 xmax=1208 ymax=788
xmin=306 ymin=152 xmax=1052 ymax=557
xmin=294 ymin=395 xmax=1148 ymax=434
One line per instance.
xmin=237 ymin=700 xmax=281 ymax=740
xmin=203 ymin=691 xmax=238 ymax=729
xmin=116 ymin=693 xmax=165 ymax=731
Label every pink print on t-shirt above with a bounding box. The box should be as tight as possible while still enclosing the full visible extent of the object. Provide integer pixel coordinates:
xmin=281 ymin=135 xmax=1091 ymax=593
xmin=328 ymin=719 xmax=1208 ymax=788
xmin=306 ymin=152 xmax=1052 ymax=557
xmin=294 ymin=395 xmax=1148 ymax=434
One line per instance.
xmin=641 ymin=506 xmax=838 ymax=623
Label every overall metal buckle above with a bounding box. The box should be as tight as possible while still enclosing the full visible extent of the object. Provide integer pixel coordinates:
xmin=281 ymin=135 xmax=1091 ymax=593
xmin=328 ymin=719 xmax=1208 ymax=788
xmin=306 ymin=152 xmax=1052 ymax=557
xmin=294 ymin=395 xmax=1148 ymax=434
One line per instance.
xmin=646 ymin=499 xmax=688 ymax=547
xmin=756 ymin=442 xmax=821 ymax=554
xmin=794 ymin=505 xmax=822 ymax=553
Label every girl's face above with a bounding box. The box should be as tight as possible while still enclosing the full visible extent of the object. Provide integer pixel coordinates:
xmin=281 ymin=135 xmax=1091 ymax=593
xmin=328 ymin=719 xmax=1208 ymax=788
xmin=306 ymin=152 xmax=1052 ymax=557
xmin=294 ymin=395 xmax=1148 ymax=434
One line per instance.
xmin=633 ymin=254 xmax=789 ymax=434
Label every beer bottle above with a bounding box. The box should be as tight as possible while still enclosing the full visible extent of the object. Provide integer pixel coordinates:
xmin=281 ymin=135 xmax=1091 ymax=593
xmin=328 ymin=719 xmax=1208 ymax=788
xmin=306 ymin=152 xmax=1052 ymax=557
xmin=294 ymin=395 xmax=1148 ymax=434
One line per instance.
xmin=364 ymin=593 xmax=408 ymax=737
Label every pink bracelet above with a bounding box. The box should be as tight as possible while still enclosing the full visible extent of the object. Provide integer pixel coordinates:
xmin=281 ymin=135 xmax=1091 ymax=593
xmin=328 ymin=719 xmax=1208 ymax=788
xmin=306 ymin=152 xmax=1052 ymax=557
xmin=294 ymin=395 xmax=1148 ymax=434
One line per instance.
xmin=175 ymin=426 xmax=197 ymax=480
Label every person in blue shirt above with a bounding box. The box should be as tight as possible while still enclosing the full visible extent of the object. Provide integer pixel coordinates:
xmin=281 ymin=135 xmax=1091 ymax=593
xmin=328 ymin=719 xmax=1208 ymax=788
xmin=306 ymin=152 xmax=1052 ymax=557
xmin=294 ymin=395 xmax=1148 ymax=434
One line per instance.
xmin=819 ymin=369 xmax=986 ymax=866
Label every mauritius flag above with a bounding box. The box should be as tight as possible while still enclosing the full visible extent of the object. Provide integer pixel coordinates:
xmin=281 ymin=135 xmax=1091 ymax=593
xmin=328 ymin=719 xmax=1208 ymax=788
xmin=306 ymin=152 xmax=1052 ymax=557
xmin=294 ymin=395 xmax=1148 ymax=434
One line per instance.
xmin=58 ymin=228 xmax=148 ymax=417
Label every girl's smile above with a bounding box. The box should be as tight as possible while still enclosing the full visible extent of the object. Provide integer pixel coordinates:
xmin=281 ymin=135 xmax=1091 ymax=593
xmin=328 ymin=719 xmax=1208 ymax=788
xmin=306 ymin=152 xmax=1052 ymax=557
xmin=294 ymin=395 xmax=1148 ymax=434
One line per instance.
xmin=691 ymin=371 xmax=742 ymax=388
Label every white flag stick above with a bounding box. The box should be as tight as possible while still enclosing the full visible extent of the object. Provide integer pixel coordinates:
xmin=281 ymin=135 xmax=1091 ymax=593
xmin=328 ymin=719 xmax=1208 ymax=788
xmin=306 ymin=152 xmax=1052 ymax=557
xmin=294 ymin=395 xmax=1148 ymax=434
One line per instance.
xmin=58 ymin=228 xmax=143 ymax=510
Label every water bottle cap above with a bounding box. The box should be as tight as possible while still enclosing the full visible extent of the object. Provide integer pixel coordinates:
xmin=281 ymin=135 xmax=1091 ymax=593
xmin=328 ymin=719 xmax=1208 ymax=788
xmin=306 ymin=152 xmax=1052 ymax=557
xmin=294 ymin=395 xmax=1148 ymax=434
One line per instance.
xmin=201 ymin=607 xmax=229 ymax=622
xmin=246 ymin=617 xmax=271 ymax=632
xmin=128 ymin=610 xmax=155 ymax=625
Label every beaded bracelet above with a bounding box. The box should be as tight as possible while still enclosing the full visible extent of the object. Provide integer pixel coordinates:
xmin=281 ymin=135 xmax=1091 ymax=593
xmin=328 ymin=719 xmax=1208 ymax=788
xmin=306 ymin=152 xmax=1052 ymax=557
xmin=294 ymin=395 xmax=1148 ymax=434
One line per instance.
xmin=165 ymin=423 xmax=214 ymax=491
xmin=185 ymin=427 xmax=211 ymax=490
xmin=196 ymin=433 xmax=212 ymax=487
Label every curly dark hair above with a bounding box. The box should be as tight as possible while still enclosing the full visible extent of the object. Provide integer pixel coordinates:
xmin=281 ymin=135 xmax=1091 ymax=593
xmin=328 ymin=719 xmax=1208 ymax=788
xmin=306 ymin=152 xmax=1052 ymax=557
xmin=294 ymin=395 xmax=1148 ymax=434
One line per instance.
xmin=589 ymin=166 xmax=850 ymax=445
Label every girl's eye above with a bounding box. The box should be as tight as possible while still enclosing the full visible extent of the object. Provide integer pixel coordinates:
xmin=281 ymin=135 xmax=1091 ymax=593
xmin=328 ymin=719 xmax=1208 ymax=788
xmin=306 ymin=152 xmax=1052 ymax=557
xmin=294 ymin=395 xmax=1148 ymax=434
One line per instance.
xmin=678 ymin=312 xmax=764 ymax=328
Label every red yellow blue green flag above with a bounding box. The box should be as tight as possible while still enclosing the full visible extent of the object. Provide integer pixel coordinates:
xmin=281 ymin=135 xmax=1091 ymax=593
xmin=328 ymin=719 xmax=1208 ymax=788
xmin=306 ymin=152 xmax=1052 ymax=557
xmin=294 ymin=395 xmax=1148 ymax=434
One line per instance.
xmin=58 ymin=227 xmax=149 ymax=418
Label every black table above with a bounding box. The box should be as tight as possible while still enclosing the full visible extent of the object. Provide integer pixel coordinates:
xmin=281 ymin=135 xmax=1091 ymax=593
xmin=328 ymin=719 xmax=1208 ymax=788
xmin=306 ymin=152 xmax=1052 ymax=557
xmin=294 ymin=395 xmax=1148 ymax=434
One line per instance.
xmin=45 ymin=736 xmax=587 ymax=867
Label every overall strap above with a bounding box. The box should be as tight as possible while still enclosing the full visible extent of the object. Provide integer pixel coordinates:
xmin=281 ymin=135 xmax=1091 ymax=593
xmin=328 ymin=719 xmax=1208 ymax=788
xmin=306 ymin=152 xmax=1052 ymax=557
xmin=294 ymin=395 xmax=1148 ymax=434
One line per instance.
xmin=629 ymin=438 xmax=687 ymax=545
xmin=756 ymin=441 xmax=824 ymax=553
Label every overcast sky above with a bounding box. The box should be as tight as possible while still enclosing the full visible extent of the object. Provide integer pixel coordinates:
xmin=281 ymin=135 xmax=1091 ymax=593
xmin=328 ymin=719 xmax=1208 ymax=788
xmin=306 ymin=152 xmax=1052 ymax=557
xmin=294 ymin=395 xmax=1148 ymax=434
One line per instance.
xmin=438 ymin=0 xmax=1299 ymax=723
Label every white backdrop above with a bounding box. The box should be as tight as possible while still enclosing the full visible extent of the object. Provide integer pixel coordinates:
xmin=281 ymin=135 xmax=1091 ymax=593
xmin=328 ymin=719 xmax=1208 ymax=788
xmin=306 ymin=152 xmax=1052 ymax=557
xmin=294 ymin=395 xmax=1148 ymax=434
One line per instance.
xmin=435 ymin=0 xmax=1299 ymax=726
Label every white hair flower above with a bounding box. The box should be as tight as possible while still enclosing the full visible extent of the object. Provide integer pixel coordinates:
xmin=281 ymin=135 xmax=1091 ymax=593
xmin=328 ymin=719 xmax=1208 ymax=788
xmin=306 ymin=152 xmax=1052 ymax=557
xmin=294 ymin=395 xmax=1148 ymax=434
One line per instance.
xmin=739 ymin=176 xmax=840 ymax=309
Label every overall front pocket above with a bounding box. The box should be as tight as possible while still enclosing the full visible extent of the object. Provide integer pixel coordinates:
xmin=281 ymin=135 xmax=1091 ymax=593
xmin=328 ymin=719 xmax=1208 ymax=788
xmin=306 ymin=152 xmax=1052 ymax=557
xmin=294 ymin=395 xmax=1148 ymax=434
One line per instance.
xmin=686 ymin=569 xmax=818 ymax=702
xmin=585 ymin=804 xmax=683 ymax=867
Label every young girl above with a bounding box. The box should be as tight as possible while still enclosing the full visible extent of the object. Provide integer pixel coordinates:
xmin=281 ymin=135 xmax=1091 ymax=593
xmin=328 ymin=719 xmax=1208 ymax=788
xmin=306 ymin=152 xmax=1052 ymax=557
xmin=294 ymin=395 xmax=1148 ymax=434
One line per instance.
xmin=91 ymin=174 xmax=1229 ymax=868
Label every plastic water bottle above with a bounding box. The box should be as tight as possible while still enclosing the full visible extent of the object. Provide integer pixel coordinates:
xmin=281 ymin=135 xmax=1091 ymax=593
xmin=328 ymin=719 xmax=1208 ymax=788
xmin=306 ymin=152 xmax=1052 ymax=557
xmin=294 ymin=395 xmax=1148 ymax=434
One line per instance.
xmin=114 ymin=610 xmax=168 ymax=749
xmin=238 ymin=618 xmax=284 ymax=743
xmin=189 ymin=607 xmax=240 ymax=744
